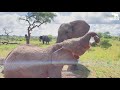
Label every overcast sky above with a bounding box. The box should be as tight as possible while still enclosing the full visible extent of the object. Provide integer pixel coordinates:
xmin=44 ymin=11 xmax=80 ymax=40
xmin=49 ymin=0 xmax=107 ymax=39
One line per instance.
xmin=0 ymin=12 xmax=120 ymax=36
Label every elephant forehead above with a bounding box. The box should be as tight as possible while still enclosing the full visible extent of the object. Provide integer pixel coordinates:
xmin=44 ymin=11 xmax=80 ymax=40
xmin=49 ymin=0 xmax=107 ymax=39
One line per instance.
xmin=58 ymin=24 xmax=72 ymax=31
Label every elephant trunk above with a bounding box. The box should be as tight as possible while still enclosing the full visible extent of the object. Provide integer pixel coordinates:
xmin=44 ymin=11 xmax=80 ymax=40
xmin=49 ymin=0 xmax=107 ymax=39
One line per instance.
xmin=60 ymin=38 xmax=86 ymax=56
xmin=56 ymin=35 xmax=68 ymax=43
xmin=60 ymin=32 xmax=100 ymax=56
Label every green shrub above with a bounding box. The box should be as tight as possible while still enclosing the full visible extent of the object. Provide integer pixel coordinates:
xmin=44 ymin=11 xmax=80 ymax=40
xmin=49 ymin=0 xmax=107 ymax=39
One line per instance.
xmin=90 ymin=42 xmax=98 ymax=47
xmin=48 ymin=35 xmax=52 ymax=41
xmin=100 ymin=40 xmax=112 ymax=49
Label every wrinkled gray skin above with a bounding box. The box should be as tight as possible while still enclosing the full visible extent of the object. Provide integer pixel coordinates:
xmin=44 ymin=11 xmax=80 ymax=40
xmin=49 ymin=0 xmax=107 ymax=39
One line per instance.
xmin=39 ymin=35 xmax=50 ymax=44
xmin=4 ymin=32 xmax=100 ymax=78
xmin=56 ymin=20 xmax=90 ymax=43
xmin=56 ymin=20 xmax=90 ymax=71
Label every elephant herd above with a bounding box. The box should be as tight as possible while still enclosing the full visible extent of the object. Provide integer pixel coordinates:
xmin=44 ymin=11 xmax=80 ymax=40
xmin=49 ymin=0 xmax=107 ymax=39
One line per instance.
xmin=3 ymin=20 xmax=100 ymax=78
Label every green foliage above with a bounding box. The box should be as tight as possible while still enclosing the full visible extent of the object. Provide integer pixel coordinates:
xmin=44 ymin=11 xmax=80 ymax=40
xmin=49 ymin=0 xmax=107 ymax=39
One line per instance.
xmin=103 ymin=32 xmax=111 ymax=38
xmin=119 ymin=38 xmax=120 ymax=41
xmin=100 ymin=39 xmax=112 ymax=49
xmin=0 ymin=35 xmax=25 ymax=43
xmin=47 ymin=35 xmax=57 ymax=41
xmin=118 ymin=33 xmax=120 ymax=41
xmin=81 ymin=39 xmax=120 ymax=62
xmin=90 ymin=42 xmax=98 ymax=47
xmin=97 ymin=32 xmax=112 ymax=39
xmin=26 ymin=12 xmax=57 ymax=24
xmin=48 ymin=35 xmax=53 ymax=41
xmin=104 ymin=31 xmax=110 ymax=35
xmin=97 ymin=32 xmax=103 ymax=38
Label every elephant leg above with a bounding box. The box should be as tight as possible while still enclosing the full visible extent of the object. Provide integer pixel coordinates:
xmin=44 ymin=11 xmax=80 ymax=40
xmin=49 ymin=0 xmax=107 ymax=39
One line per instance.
xmin=67 ymin=60 xmax=79 ymax=71
xmin=48 ymin=66 xmax=63 ymax=78
xmin=67 ymin=54 xmax=79 ymax=71
xmin=67 ymin=64 xmax=79 ymax=71
xmin=4 ymin=69 xmax=30 ymax=78
xmin=43 ymin=41 xmax=44 ymax=44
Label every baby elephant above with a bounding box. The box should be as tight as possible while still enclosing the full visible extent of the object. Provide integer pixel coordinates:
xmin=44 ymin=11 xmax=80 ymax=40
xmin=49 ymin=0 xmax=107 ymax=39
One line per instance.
xmin=4 ymin=32 xmax=100 ymax=78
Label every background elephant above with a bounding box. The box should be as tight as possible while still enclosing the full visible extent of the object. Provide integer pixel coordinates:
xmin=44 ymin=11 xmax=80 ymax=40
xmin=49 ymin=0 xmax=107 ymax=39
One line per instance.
xmin=56 ymin=20 xmax=90 ymax=71
xmin=4 ymin=32 xmax=100 ymax=78
xmin=39 ymin=35 xmax=50 ymax=44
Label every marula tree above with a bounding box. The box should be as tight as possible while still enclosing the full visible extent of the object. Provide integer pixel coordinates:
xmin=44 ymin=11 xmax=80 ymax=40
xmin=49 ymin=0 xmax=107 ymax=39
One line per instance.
xmin=19 ymin=12 xmax=56 ymax=44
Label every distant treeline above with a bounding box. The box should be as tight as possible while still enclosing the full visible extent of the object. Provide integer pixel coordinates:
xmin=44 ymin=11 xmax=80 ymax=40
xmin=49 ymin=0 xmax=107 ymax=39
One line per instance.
xmin=90 ymin=32 xmax=120 ymax=49
xmin=97 ymin=32 xmax=120 ymax=41
xmin=0 ymin=32 xmax=120 ymax=42
xmin=0 ymin=35 xmax=57 ymax=42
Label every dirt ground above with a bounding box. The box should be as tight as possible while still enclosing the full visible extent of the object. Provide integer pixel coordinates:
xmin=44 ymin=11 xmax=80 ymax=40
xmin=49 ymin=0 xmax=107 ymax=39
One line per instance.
xmin=0 ymin=57 xmax=90 ymax=78
xmin=0 ymin=65 xmax=90 ymax=78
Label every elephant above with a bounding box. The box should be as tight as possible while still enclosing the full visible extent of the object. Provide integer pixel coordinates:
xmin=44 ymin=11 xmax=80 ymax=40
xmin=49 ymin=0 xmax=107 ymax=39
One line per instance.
xmin=4 ymin=32 xmax=100 ymax=78
xmin=39 ymin=35 xmax=50 ymax=44
xmin=56 ymin=20 xmax=90 ymax=71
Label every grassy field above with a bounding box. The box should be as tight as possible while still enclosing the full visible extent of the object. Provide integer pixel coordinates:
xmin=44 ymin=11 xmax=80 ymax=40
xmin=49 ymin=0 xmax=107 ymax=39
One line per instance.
xmin=0 ymin=38 xmax=120 ymax=78
xmin=0 ymin=39 xmax=56 ymax=57
xmin=80 ymin=38 xmax=120 ymax=78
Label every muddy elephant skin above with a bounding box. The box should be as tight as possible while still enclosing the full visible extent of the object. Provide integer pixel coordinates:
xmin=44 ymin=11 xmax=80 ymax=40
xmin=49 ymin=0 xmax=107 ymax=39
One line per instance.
xmin=4 ymin=32 xmax=100 ymax=78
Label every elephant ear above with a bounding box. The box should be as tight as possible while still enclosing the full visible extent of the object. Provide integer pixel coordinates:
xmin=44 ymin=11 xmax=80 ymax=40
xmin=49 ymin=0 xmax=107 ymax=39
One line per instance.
xmin=69 ymin=20 xmax=90 ymax=38
xmin=51 ymin=47 xmax=78 ymax=66
xmin=56 ymin=23 xmax=73 ymax=43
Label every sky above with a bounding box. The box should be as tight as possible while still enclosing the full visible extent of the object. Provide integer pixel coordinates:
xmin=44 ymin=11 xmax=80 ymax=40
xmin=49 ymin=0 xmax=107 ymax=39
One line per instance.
xmin=0 ymin=12 xmax=120 ymax=36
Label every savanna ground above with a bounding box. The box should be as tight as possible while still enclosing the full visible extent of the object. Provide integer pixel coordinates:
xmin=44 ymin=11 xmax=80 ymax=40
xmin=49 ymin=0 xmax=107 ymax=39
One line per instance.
xmin=0 ymin=37 xmax=120 ymax=78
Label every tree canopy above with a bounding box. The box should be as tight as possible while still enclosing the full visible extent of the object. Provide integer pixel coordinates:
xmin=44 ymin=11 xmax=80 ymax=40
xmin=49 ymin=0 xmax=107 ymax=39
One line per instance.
xmin=19 ymin=12 xmax=57 ymax=44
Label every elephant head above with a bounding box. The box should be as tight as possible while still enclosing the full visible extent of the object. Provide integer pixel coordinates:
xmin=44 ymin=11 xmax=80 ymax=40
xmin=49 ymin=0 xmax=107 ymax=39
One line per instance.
xmin=52 ymin=32 xmax=100 ymax=65
xmin=56 ymin=20 xmax=90 ymax=43
xmin=39 ymin=36 xmax=43 ymax=42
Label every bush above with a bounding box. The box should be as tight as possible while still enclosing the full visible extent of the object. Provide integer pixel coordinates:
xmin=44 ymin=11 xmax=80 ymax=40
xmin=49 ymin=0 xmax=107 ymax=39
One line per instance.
xmin=97 ymin=32 xmax=103 ymax=38
xmin=100 ymin=40 xmax=112 ymax=49
xmin=90 ymin=42 xmax=98 ymax=47
xmin=48 ymin=35 xmax=53 ymax=41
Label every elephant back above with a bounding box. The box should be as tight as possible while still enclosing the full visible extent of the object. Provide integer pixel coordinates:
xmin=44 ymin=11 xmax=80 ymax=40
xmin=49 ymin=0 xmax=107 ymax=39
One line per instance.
xmin=39 ymin=35 xmax=50 ymax=42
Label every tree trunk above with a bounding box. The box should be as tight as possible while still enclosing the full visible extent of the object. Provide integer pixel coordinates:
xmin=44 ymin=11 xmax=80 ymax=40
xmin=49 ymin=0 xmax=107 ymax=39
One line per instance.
xmin=7 ymin=34 xmax=9 ymax=42
xmin=26 ymin=37 xmax=30 ymax=44
xmin=25 ymin=34 xmax=29 ymax=44
xmin=25 ymin=29 xmax=31 ymax=44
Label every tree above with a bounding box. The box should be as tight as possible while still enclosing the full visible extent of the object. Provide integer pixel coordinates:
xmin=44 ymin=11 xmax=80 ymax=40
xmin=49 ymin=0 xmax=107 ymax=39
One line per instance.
xmin=104 ymin=31 xmax=110 ymax=35
xmin=48 ymin=35 xmax=53 ymax=41
xmin=118 ymin=33 xmax=120 ymax=41
xmin=103 ymin=31 xmax=111 ymax=38
xmin=19 ymin=12 xmax=56 ymax=44
xmin=100 ymin=39 xmax=112 ymax=49
xmin=97 ymin=32 xmax=103 ymax=38
xmin=3 ymin=27 xmax=13 ymax=42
